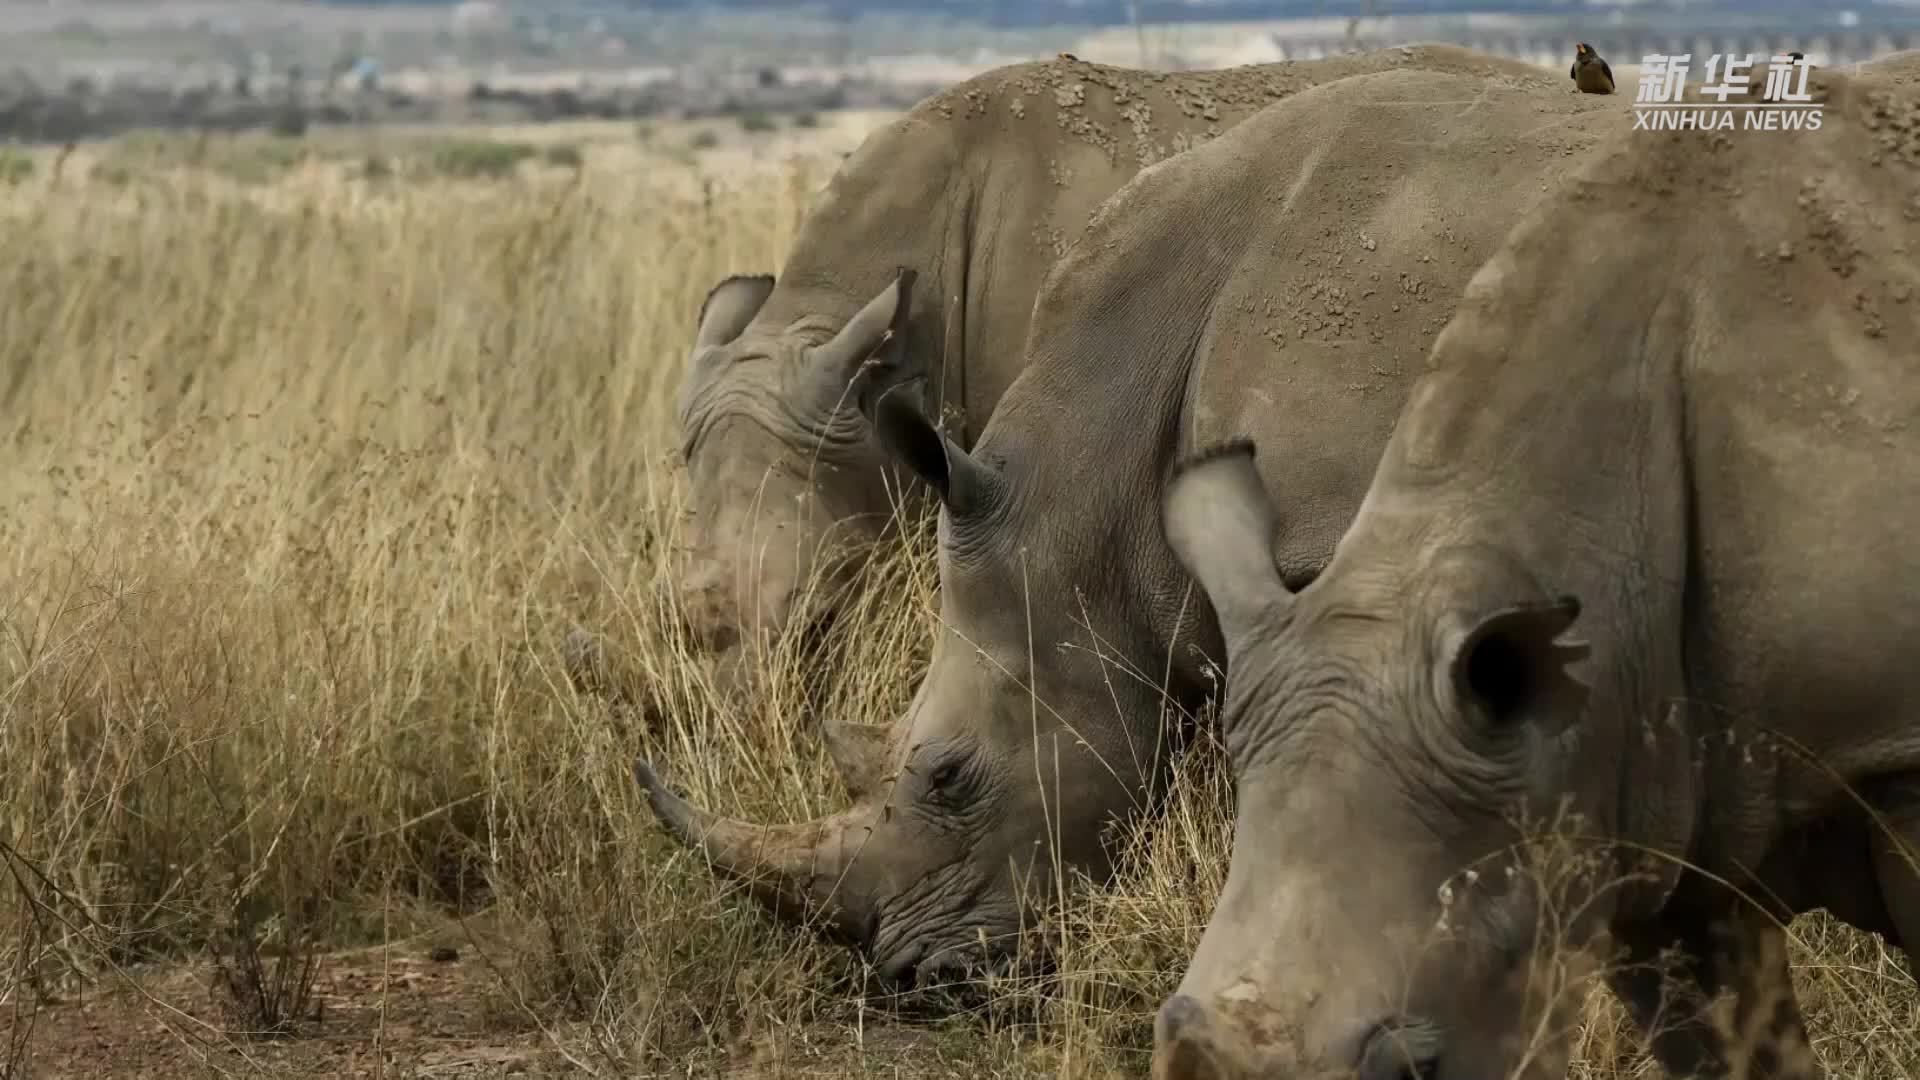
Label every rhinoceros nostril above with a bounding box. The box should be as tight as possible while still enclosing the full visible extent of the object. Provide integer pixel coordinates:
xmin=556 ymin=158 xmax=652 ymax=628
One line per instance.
xmin=1156 ymin=993 xmax=1209 ymax=1043
xmin=914 ymin=952 xmax=981 ymax=992
xmin=1153 ymin=994 xmax=1233 ymax=1080
xmin=683 ymin=603 xmax=738 ymax=653
xmin=873 ymin=942 xmax=924 ymax=989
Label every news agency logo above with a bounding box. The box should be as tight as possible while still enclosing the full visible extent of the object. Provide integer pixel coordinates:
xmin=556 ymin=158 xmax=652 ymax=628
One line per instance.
xmin=1632 ymin=53 xmax=1823 ymax=132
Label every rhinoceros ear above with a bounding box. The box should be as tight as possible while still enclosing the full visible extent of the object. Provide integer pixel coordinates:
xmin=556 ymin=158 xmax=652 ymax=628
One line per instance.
xmin=695 ymin=274 xmax=775 ymax=349
xmin=863 ymin=379 xmax=991 ymax=511
xmin=1163 ymin=439 xmax=1294 ymax=646
xmin=813 ymin=268 xmax=918 ymax=402
xmin=1450 ymin=595 xmax=1591 ymax=730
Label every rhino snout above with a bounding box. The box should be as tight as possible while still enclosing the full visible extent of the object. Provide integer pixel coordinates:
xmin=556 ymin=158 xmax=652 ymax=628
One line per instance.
xmin=1153 ymin=994 xmax=1259 ymax=1080
xmin=673 ymin=571 xmax=745 ymax=653
xmin=674 ymin=573 xmax=803 ymax=654
xmin=873 ymin=941 xmax=925 ymax=987
xmin=871 ymin=938 xmax=990 ymax=989
xmin=1153 ymin=995 xmax=1446 ymax=1080
xmin=868 ymin=919 xmax=1031 ymax=997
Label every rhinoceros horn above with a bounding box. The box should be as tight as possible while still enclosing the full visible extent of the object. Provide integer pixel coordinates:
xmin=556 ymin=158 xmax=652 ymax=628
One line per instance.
xmin=632 ymin=758 xmax=877 ymax=943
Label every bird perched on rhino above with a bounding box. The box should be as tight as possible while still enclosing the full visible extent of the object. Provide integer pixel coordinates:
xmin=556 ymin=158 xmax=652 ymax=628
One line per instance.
xmin=1570 ymin=42 xmax=1615 ymax=94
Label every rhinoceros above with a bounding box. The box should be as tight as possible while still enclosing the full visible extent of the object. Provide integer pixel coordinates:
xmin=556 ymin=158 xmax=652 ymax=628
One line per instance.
xmin=657 ymin=44 xmax=1548 ymax=684
xmin=633 ymin=66 xmax=1633 ymax=986
xmin=1154 ymin=64 xmax=1920 ymax=1080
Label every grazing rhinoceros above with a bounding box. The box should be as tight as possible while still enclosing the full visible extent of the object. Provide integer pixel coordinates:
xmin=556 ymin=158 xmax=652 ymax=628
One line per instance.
xmin=632 ymin=66 xmax=1632 ymax=987
xmin=1153 ymin=64 xmax=1920 ymax=1080
xmin=651 ymin=44 xmax=1549 ymax=687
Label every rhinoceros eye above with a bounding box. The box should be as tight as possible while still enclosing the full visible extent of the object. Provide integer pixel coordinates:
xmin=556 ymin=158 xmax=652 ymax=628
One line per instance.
xmin=927 ymin=761 xmax=962 ymax=790
xmin=914 ymin=743 xmax=978 ymax=803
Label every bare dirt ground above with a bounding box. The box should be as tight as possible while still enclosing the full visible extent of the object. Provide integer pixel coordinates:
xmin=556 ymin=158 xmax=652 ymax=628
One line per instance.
xmin=21 ymin=942 xmax=561 ymax=1079
xmin=15 ymin=922 xmax=977 ymax=1080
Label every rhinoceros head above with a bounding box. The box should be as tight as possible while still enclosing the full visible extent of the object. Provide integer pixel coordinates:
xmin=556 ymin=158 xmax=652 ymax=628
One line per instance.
xmin=637 ymin=374 xmax=1200 ymax=987
xmin=1150 ymin=442 xmax=1606 ymax=1080
xmin=671 ymin=270 xmax=926 ymax=673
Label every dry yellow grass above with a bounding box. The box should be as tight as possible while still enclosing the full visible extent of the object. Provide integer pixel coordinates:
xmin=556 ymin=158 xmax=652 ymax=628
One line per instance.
xmin=0 ymin=124 xmax=1917 ymax=1078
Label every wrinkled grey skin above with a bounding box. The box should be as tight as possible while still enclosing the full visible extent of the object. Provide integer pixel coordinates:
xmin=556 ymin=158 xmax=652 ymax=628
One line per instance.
xmin=1154 ymin=66 xmax=1920 ymax=1080
xmin=633 ymin=65 xmax=1630 ymax=986
xmin=659 ymin=44 xmax=1553 ymax=684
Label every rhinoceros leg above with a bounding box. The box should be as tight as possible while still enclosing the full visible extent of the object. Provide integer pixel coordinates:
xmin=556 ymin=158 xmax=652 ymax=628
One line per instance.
xmin=1607 ymin=910 xmax=1815 ymax=1079
xmin=1871 ymin=798 xmax=1920 ymax=982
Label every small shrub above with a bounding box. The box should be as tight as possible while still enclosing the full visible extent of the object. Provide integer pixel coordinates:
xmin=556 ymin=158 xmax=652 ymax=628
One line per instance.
xmin=430 ymin=138 xmax=537 ymax=179
xmin=257 ymin=139 xmax=308 ymax=170
xmin=270 ymin=109 xmax=309 ymax=139
xmin=737 ymin=111 xmax=776 ymax=134
xmin=360 ymin=154 xmax=394 ymax=181
xmin=543 ymin=143 xmax=583 ymax=169
xmin=792 ymin=111 xmax=820 ymax=129
xmin=211 ymin=890 xmax=323 ymax=1038
xmin=688 ymin=129 xmax=720 ymax=151
xmin=0 ymin=148 xmax=32 ymax=186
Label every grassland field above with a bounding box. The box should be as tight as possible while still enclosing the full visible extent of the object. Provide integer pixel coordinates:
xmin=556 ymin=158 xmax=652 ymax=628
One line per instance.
xmin=1 ymin=111 xmax=1917 ymax=1079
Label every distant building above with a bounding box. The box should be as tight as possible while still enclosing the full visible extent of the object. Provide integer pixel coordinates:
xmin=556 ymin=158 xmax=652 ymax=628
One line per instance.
xmin=452 ymin=1 xmax=506 ymax=37
xmin=1219 ymin=33 xmax=1287 ymax=66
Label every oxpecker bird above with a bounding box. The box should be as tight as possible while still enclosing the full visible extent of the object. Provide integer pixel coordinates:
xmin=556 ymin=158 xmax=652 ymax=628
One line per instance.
xmin=1571 ymin=43 xmax=1615 ymax=95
